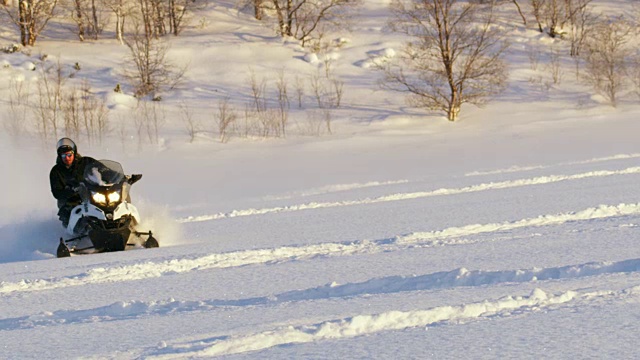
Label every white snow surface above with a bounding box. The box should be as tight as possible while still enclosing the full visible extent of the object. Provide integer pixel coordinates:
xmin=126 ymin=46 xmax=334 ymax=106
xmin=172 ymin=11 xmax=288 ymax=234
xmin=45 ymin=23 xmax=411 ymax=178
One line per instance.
xmin=2 ymin=1 xmax=640 ymax=359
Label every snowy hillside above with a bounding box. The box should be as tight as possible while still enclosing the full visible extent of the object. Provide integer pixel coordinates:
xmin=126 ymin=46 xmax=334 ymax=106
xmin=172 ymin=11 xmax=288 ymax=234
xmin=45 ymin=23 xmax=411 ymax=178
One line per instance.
xmin=2 ymin=0 xmax=640 ymax=358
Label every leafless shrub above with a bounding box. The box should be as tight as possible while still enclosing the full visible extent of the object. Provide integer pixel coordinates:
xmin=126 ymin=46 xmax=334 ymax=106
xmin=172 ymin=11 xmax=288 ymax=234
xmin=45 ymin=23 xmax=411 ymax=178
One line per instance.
xmin=381 ymin=0 xmax=509 ymax=121
xmin=216 ymin=97 xmax=237 ymax=143
xmin=134 ymin=100 xmax=165 ymax=144
xmin=245 ymin=70 xmax=287 ymax=138
xmin=61 ymin=87 xmax=82 ymax=140
xmin=528 ymin=74 xmax=552 ymax=95
xmin=242 ymin=105 xmax=257 ymax=138
xmin=124 ymin=27 xmax=187 ymax=97
xmin=310 ymin=70 xmax=343 ymax=110
xmin=260 ymin=108 xmax=283 ymax=138
xmin=58 ymin=81 xmax=110 ymax=144
xmin=331 ymin=78 xmax=343 ymax=108
xmin=276 ymin=69 xmax=290 ymax=109
xmin=7 ymin=59 xmax=109 ymax=144
xmin=276 ymin=69 xmax=289 ymax=137
xmin=300 ymin=108 xmax=332 ymax=136
xmin=528 ymin=46 xmax=540 ymax=71
xmin=547 ymin=45 xmax=563 ymax=85
xmin=248 ymin=69 xmax=267 ymax=114
xmin=179 ymin=102 xmax=198 ymax=143
xmin=581 ymin=16 xmax=632 ymax=107
xmin=630 ymin=56 xmax=640 ymax=102
xmin=295 ymin=75 xmax=305 ymax=108
xmin=117 ymin=114 xmax=129 ymax=150
xmin=5 ymin=79 xmax=31 ymax=138
xmin=80 ymin=84 xmax=110 ymax=144
xmin=33 ymin=61 xmax=67 ymax=140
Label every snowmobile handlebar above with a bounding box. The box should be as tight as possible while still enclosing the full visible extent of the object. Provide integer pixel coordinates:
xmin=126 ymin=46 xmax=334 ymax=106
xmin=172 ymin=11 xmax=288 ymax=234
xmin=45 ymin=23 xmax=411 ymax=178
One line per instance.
xmin=127 ymin=174 xmax=143 ymax=185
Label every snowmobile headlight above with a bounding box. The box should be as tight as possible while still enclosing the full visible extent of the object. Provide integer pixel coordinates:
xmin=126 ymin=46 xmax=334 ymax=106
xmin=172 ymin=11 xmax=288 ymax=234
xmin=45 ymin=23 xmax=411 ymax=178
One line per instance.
xmin=108 ymin=191 xmax=121 ymax=203
xmin=92 ymin=192 xmax=107 ymax=204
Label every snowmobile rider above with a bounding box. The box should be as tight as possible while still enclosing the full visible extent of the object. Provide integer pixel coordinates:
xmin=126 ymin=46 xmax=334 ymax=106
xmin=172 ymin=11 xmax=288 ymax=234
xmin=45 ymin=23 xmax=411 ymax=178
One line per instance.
xmin=49 ymin=138 xmax=97 ymax=227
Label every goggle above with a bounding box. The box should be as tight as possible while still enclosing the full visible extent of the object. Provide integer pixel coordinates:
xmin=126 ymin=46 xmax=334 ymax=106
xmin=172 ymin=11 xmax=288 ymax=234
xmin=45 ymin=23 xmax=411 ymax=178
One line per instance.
xmin=60 ymin=152 xmax=74 ymax=159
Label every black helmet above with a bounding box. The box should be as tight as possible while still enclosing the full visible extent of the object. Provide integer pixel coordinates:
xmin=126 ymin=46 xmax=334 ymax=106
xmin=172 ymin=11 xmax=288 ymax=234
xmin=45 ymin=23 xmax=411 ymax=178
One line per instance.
xmin=56 ymin=137 xmax=77 ymax=154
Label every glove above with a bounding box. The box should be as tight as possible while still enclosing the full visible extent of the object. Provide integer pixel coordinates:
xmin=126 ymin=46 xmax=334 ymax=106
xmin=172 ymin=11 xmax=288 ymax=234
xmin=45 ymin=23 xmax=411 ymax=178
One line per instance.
xmin=62 ymin=185 xmax=76 ymax=198
xmin=128 ymin=174 xmax=143 ymax=184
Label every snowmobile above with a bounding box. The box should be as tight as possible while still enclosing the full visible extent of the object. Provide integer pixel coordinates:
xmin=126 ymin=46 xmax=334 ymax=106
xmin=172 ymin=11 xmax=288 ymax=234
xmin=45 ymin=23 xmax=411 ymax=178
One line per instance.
xmin=57 ymin=159 xmax=159 ymax=258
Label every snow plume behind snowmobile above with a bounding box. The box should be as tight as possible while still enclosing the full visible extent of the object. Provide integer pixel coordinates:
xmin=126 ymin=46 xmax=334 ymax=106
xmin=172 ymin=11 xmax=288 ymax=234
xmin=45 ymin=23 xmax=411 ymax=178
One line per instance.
xmin=57 ymin=159 xmax=158 ymax=257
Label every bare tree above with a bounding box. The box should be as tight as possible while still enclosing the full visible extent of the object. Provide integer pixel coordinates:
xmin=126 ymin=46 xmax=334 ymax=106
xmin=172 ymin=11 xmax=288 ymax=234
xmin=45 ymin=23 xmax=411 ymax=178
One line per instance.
xmin=103 ymin=0 xmax=137 ymax=43
xmin=67 ymin=0 xmax=108 ymax=41
xmin=530 ymin=0 xmax=545 ymax=32
xmin=134 ymin=0 xmax=166 ymax=39
xmin=167 ymin=0 xmax=200 ymax=35
xmin=124 ymin=26 xmax=187 ymax=97
xmin=581 ymin=16 xmax=632 ymax=107
xmin=70 ymin=0 xmax=86 ymax=41
xmin=566 ymin=0 xmax=595 ymax=56
xmin=545 ymin=0 xmax=565 ymax=37
xmin=3 ymin=0 xmax=59 ymax=46
xmin=265 ymin=0 xmax=359 ymax=47
xmin=510 ymin=0 xmax=527 ymax=26
xmin=380 ymin=0 xmax=509 ymax=121
xmin=253 ymin=0 xmax=263 ymax=20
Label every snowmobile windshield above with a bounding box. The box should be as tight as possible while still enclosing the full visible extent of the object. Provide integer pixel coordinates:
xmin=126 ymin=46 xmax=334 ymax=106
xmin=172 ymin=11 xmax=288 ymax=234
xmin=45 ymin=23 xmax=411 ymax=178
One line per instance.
xmin=83 ymin=160 xmax=126 ymax=187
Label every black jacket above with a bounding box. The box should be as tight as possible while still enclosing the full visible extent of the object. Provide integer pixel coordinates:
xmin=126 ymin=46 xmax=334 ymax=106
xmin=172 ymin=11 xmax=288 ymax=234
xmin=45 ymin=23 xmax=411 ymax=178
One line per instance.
xmin=49 ymin=153 xmax=97 ymax=205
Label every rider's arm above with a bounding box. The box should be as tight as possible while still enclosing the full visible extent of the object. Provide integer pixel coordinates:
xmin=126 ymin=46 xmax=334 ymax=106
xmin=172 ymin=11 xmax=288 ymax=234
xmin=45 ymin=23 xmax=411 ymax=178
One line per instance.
xmin=49 ymin=168 xmax=76 ymax=201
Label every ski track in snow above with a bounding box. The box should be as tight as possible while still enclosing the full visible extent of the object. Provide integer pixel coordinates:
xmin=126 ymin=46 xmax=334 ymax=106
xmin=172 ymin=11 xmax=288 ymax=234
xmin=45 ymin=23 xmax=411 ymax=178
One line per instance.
xmin=138 ymin=286 xmax=640 ymax=358
xmin=2 ymin=202 xmax=639 ymax=296
xmin=179 ymin=166 xmax=640 ymax=223
xmin=2 ymin=258 xmax=640 ymax=333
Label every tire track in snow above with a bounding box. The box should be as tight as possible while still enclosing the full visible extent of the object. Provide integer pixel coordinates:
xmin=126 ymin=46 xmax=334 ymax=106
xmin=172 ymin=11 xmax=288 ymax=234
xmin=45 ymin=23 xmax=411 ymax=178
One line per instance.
xmin=262 ymin=179 xmax=410 ymax=200
xmin=141 ymin=286 xmax=640 ymax=358
xmin=179 ymin=167 xmax=640 ymax=223
xmin=2 ymin=258 xmax=639 ymax=332
xmin=1 ymin=202 xmax=639 ymax=296
xmin=465 ymin=153 xmax=640 ymax=177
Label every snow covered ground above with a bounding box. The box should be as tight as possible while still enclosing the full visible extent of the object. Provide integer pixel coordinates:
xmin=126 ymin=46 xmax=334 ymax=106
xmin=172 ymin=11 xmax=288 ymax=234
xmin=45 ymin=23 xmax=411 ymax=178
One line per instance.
xmin=2 ymin=0 xmax=640 ymax=358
